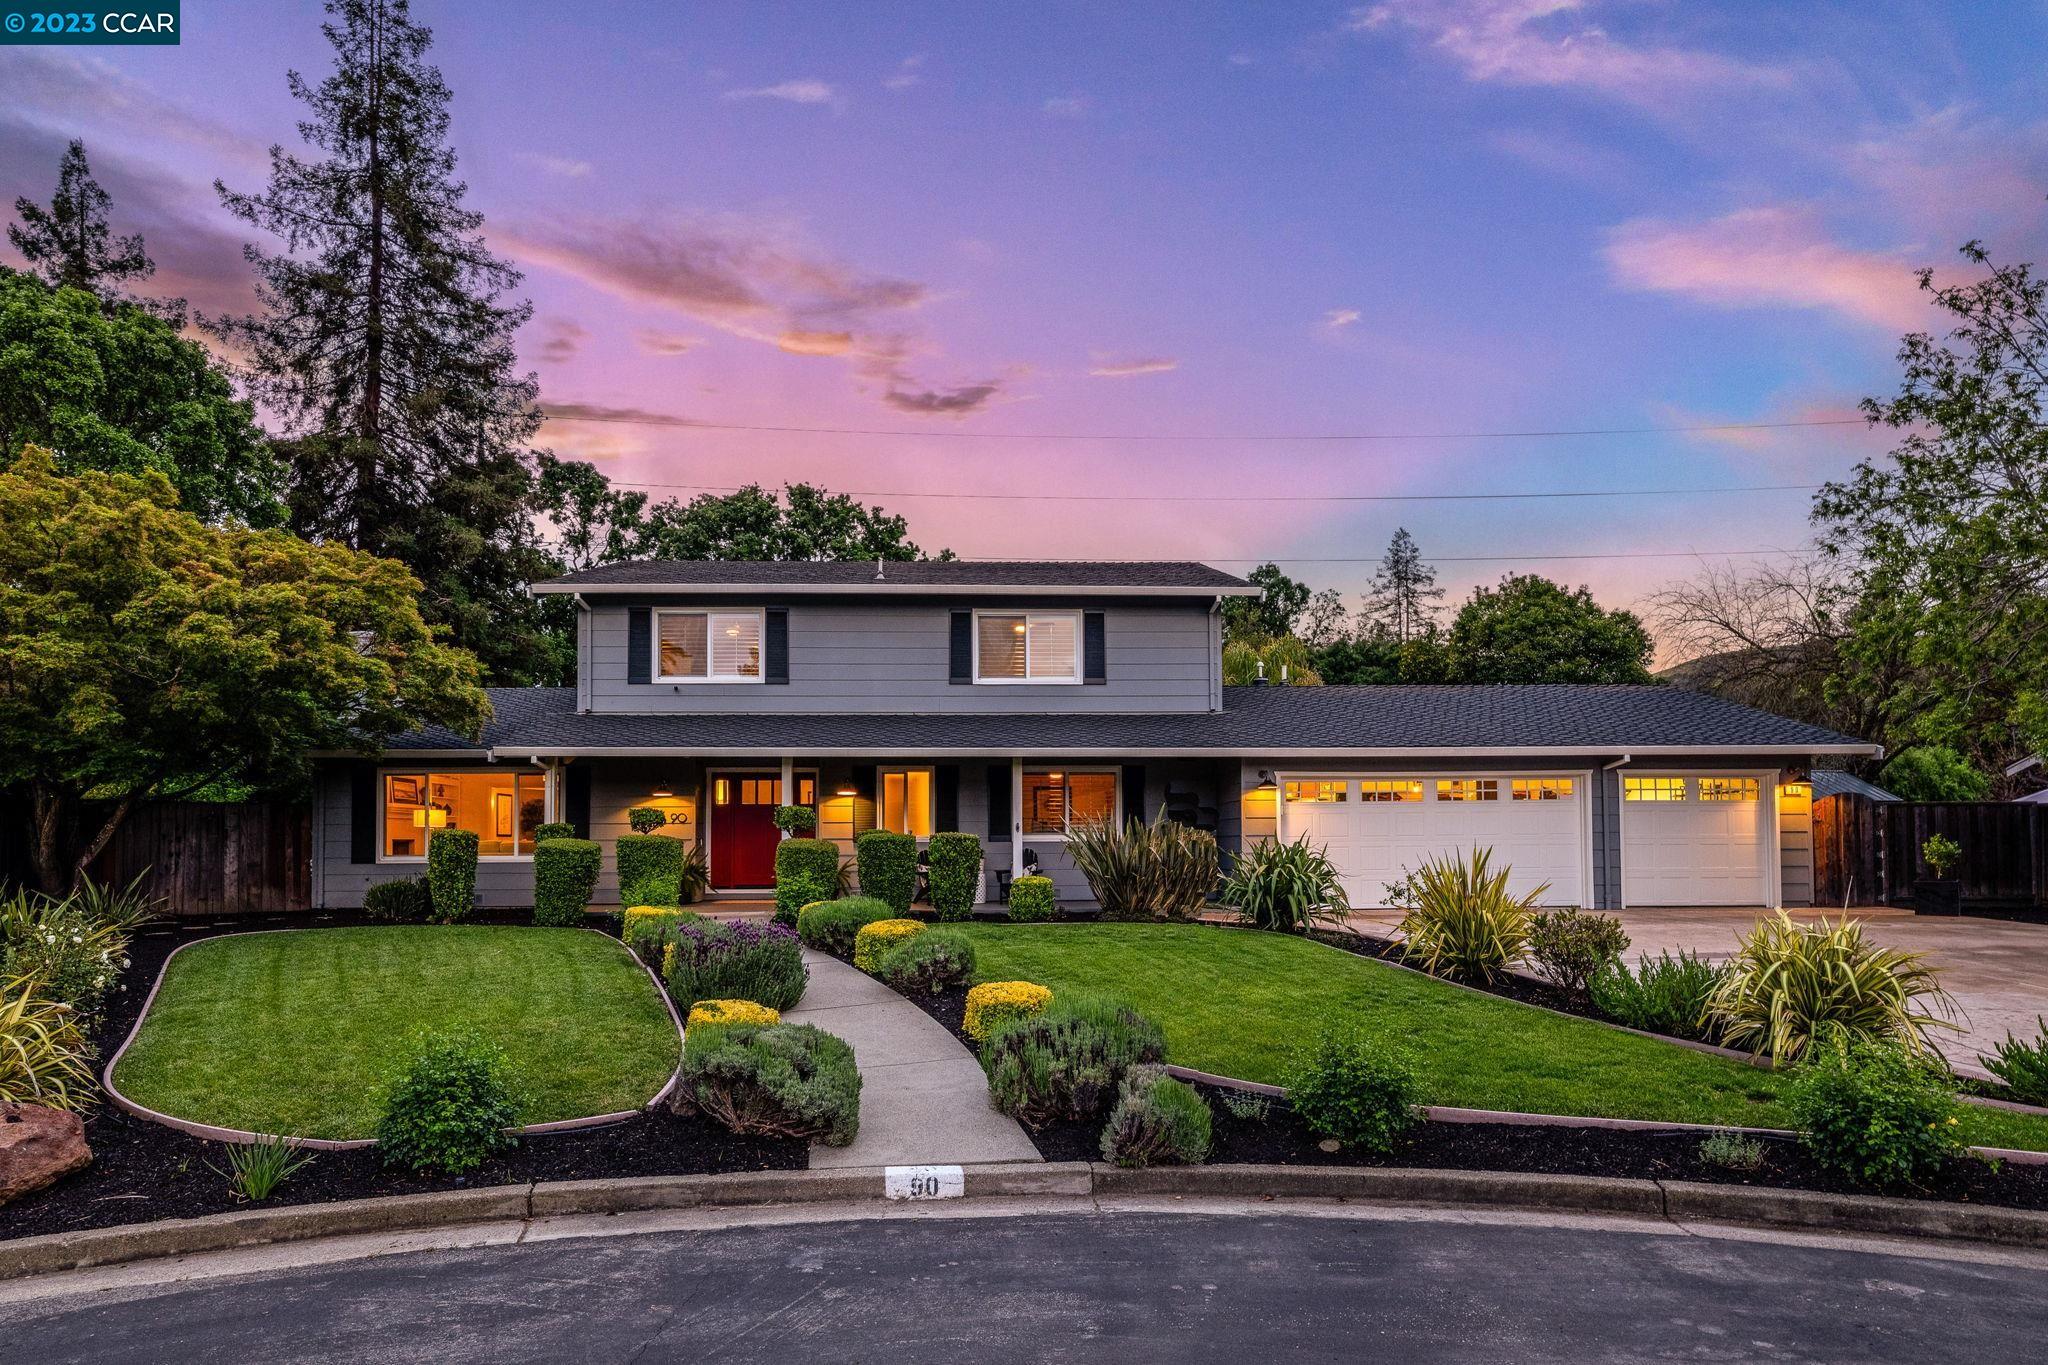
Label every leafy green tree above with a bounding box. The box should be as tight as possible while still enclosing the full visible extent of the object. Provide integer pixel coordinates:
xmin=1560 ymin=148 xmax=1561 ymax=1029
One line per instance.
xmin=1816 ymin=240 xmax=2048 ymax=769
xmin=1222 ymin=634 xmax=1323 ymax=686
xmin=8 ymin=140 xmax=163 ymax=312
xmin=0 ymin=447 xmax=488 ymax=891
xmin=533 ymin=453 xmax=652 ymax=570
xmin=1221 ymin=562 xmax=1310 ymax=645
xmin=1313 ymin=631 xmax=1451 ymax=685
xmin=1445 ymin=574 xmax=1654 ymax=684
xmin=1879 ymin=745 xmax=1992 ymax=802
xmin=1360 ymin=528 xmax=1444 ymax=642
xmin=638 ymin=482 xmax=943 ymax=561
xmin=0 ymin=269 xmax=281 ymax=524
xmin=212 ymin=0 xmax=550 ymax=681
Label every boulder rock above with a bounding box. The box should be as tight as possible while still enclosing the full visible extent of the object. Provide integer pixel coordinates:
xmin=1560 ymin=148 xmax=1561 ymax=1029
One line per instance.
xmin=0 ymin=1102 xmax=91 ymax=1206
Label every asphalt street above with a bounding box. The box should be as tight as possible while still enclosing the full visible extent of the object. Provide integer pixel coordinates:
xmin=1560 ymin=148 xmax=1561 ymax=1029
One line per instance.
xmin=4 ymin=1204 xmax=2042 ymax=1363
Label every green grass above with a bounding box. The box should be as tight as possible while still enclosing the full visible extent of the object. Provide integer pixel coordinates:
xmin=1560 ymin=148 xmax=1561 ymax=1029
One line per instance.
xmin=952 ymin=923 xmax=2048 ymax=1153
xmin=113 ymin=926 xmax=680 ymax=1140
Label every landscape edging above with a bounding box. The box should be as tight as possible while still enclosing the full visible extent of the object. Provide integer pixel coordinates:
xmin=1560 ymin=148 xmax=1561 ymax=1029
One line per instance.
xmin=10 ymin=1157 xmax=2048 ymax=1283
xmin=98 ymin=924 xmax=686 ymax=1150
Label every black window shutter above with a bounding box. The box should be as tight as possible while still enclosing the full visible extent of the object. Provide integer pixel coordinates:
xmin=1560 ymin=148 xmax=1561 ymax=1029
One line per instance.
xmin=764 ymin=608 xmax=789 ymax=683
xmin=565 ymin=763 xmax=592 ymax=837
xmin=985 ymin=764 xmax=1011 ymax=839
xmin=1123 ymin=765 xmax=1147 ymax=825
xmin=1083 ymin=612 xmax=1107 ymax=684
xmin=627 ymin=608 xmax=652 ymax=684
xmin=949 ymin=611 xmax=973 ymax=684
xmin=853 ymin=765 xmax=878 ymax=835
xmin=935 ymin=765 xmax=960 ymax=833
xmin=349 ymin=762 xmax=376 ymax=864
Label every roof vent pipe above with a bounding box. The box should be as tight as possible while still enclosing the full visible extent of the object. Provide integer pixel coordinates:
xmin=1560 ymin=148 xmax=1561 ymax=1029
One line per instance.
xmin=875 ymin=557 xmax=885 ymax=581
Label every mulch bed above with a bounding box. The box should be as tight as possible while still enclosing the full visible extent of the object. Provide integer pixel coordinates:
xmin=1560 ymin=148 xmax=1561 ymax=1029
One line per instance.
xmin=0 ymin=911 xmax=802 ymax=1244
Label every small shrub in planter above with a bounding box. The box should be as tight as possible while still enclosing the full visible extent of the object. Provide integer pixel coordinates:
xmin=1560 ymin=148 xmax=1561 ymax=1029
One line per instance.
xmin=855 ymin=829 xmax=917 ymax=913
xmin=616 ymin=834 xmax=686 ymax=909
xmin=375 ymin=1034 xmax=522 ymax=1175
xmin=623 ymin=907 xmax=702 ymax=969
xmin=1396 ymin=848 xmax=1536 ymax=984
xmin=664 ymin=919 xmax=807 ymax=1012
xmin=1526 ymin=907 xmax=1629 ymax=996
xmin=1705 ymin=911 xmax=1956 ymax=1063
xmin=775 ymin=838 xmax=843 ymax=926
xmin=1589 ymin=950 xmax=1726 ymax=1042
xmin=1219 ymin=834 xmax=1349 ymax=933
xmin=362 ymin=876 xmax=432 ymax=923
xmin=1065 ymin=814 xmax=1218 ymax=922
xmin=772 ymin=804 xmax=818 ymax=836
xmin=674 ymin=1021 xmax=861 ymax=1145
xmin=1786 ymin=1033 xmax=1966 ymax=1190
xmin=1101 ymin=1066 xmax=1212 ymax=1168
xmin=980 ymin=994 xmax=1166 ymax=1129
xmin=879 ymin=929 xmax=976 ymax=996
xmin=853 ymin=918 xmax=924 ymax=972
xmin=1285 ymin=1026 xmax=1418 ymax=1154
xmin=1981 ymin=1018 xmax=2048 ymax=1106
xmin=628 ymin=807 xmax=668 ymax=834
xmin=925 ymin=831 xmax=983 ymax=921
xmin=532 ymin=837 xmax=601 ymax=927
xmin=796 ymin=896 xmax=897 ymax=955
xmin=426 ymin=829 xmax=480 ymax=924
xmin=686 ymin=998 xmax=781 ymax=1029
xmin=530 ymin=821 xmax=576 ymax=845
xmin=1007 ymin=874 xmax=1057 ymax=923
xmin=964 ymin=980 xmax=1053 ymax=1042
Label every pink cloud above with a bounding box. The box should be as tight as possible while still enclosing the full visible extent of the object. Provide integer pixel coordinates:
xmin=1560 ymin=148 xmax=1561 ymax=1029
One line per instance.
xmin=1603 ymin=206 xmax=1929 ymax=332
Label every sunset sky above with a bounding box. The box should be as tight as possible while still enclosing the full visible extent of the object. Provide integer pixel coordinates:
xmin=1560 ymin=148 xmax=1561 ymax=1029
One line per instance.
xmin=5 ymin=1 xmax=2046 ymax=650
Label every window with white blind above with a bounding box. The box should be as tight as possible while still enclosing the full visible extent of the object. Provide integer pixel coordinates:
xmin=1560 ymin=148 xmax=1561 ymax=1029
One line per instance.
xmin=655 ymin=610 xmax=762 ymax=682
xmin=974 ymin=611 xmax=1080 ymax=683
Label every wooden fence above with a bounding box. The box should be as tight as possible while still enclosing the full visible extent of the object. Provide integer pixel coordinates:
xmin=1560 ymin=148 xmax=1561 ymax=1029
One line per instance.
xmin=0 ymin=800 xmax=311 ymax=918
xmin=1813 ymin=793 xmax=2048 ymax=911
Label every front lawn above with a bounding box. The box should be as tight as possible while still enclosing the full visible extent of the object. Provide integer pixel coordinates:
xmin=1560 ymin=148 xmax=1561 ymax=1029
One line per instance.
xmin=951 ymin=923 xmax=2048 ymax=1153
xmin=112 ymin=926 xmax=680 ymax=1140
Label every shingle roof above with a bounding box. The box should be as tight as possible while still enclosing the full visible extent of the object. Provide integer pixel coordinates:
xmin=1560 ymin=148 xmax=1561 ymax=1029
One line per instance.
xmin=383 ymin=684 xmax=1874 ymax=756
xmin=532 ymin=559 xmax=1254 ymax=594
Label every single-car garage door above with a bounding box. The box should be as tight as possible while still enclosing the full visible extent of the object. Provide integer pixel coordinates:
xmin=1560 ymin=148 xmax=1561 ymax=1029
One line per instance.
xmin=1621 ymin=774 xmax=1770 ymax=906
xmin=1279 ymin=775 xmax=1584 ymax=908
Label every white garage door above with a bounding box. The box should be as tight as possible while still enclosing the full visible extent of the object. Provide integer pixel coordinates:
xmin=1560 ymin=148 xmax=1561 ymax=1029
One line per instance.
xmin=1280 ymin=775 xmax=1584 ymax=908
xmin=1621 ymin=774 xmax=1769 ymax=906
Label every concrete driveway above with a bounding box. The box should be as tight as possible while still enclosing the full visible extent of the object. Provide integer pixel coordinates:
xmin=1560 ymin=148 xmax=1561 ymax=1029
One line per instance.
xmin=1354 ymin=903 xmax=2048 ymax=1073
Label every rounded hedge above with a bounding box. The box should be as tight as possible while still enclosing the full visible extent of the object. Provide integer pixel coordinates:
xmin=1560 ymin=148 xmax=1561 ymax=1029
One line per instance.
xmin=853 ymin=918 xmax=925 ymax=972
xmin=925 ymin=831 xmax=983 ymax=921
xmin=1008 ymin=874 xmax=1057 ymax=923
xmin=796 ymin=896 xmax=897 ymax=956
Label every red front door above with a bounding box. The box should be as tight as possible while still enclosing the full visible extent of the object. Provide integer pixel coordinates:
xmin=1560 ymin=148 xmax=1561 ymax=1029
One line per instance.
xmin=711 ymin=775 xmax=782 ymax=888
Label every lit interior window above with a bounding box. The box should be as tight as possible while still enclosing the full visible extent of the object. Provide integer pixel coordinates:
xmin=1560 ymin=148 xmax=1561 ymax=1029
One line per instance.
xmin=1023 ymin=770 xmax=1116 ymax=834
xmin=1284 ymin=781 xmax=1348 ymax=803
xmin=881 ymin=769 xmax=934 ymax=837
xmin=1358 ymin=780 xmax=1422 ymax=803
xmin=657 ymin=611 xmax=761 ymax=681
xmin=1624 ymin=777 xmax=1688 ymax=802
xmin=1699 ymin=777 xmax=1760 ymax=802
xmin=1437 ymin=779 xmax=1499 ymax=802
xmin=384 ymin=771 xmax=544 ymax=858
xmin=1511 ymin=778 xmax=1576 ymax=801
xmin=977 ymin=612 xmax=1079 ymax=682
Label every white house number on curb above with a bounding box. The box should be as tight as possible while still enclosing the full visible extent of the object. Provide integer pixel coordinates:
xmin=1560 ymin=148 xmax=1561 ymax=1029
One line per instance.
xmin=885 ymin=1165 xmax=965 ymax=1200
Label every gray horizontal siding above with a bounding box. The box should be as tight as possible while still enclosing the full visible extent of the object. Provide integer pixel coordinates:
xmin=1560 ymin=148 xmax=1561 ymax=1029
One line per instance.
xmin=585 ymin=600 xmax=1216 ymax=714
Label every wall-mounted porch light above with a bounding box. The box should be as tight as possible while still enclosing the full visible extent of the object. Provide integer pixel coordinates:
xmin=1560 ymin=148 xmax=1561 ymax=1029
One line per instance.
xmin=834 ymin=783 xmax=859 ymax=797
xmin=1252 ymin=770 xmax=1277 ymax=791
xmin=650 ymin=781 xmax=675 ymax=798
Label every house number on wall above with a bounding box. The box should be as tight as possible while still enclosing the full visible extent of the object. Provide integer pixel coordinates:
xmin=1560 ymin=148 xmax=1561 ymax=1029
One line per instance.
xmin=885 ymin=1164 xmax=964 ymax=1200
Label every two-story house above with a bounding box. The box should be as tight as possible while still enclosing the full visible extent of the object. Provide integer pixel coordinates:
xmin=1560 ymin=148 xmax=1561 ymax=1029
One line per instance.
xmin=310 ymin=559 xmax=1879 ymax=912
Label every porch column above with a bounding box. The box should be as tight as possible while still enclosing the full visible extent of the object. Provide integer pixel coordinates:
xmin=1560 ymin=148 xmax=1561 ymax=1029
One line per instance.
xmin=779 ymin=755 xmax=795 ymax=830
xmin=1011 ymin=757 xmax=1025 ymax=883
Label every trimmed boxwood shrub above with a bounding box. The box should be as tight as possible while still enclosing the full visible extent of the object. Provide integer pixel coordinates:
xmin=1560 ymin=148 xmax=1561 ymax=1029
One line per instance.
xmin=925 ymin=831 xmax=982 ymax=921
xmin=796 ymin=896 xmax=896 ymax=956
xmin=673 ymin=1020 xmax=860 ymax=1145
xmin=773 ymin=804 xmax=818 ymax=835
xmin=627 ymin=807 xmax=667 ymax=834
xmin=664 ymin=919 xmax=807 ymax=1012
xmin=855 ymin=829 xmax=916 ymax=913
xmin=880 ymin=929 xmax=975 ymax=996
xmin=376 ymin=1034 xmax=522 ymax=1175
xmin=532 ymin=837 xmax=601 ymax=926
xmin=1008 ymin=874 xmax=1057 ymax=923
xmin=1285 ymin=1026 xmax=1417 ymax=1154
xmin=853 ymin=918 xmax=925 ymax=972
xmin=426 ymin=829 xmax=479 ymax=924
xmin=530 ymin=821 xmax=576 ymax=845
xmin=775 ymin=837 xmax=842 ymax=925
xmin=363 ymin=875 xmax=432 ymax=923
xmin=1101 ymin=1066 xmax=1212 ymax=1168
xmin=617 ymin=833 xmax=686 ymax=909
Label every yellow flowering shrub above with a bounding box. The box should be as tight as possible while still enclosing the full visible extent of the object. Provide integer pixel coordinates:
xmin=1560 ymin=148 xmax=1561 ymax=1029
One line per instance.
xmin=853 ymin=918 xmax=925 ymax=972
xmin=687 ymin=998 xmax=782 ymax=1030
xmin=964 ymin=981 xmax=1052 ymax=1041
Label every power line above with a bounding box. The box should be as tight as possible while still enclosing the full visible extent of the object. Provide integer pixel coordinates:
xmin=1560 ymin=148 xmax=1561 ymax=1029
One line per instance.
xmin=539 ymin=408 xmax=1866 ymax=443
xmin=604 ymin=479 xmax=1821 ymax=505
xmin=962 ymin=549 xmax=1819 ymax=565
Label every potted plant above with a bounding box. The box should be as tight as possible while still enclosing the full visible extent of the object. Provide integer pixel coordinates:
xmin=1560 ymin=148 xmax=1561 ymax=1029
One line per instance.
xmin=773 ymin=803 xmax=818 ymax=838
xmin=1914 ymin=833 xmax=1963 ymax=916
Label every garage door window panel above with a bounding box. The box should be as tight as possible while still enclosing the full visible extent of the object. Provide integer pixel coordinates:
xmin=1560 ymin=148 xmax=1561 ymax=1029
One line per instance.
xmin=1699 ymin=777 xmax=1760 ymax=802
xmin=1625 ymin=777 xmax=1688 ymax=802
xmin=1512 ymin=779 xmax=1575 ymax=801
xmin=1437 ymin=779 xmax=1498 ymax=802
xmin=1359 ymin=780 xmax=1422 ymax=803
xmin=1285 ymin=781 xmax=1348 ymax=803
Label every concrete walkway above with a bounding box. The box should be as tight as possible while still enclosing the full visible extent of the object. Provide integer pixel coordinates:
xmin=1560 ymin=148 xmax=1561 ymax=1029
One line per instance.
xmin=782 ymin=948 xmax=1039 ymax=1168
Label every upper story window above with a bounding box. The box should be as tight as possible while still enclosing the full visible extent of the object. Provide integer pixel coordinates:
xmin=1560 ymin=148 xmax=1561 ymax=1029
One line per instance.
xmin=656 ymin=609 xmax=762 ymax=682
xmin=975 ymin=611 xmax=1080 ymax=684
xmin=383 ymin=770 xmax=544 ymax=860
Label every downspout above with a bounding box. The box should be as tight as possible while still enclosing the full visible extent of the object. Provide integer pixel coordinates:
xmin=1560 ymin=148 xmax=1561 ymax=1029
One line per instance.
xmin=1601 ymin=755 xmax=1631 ymax=913
xmin=572 ymin=593 xmax=591 ymax=715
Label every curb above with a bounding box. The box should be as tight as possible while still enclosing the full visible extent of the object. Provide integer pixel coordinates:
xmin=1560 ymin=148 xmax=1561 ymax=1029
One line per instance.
xmin=8 ymin=1156 xmax=2048 ymax=1283
xmin=98 ymin=926 xmax=686 ymax=1150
